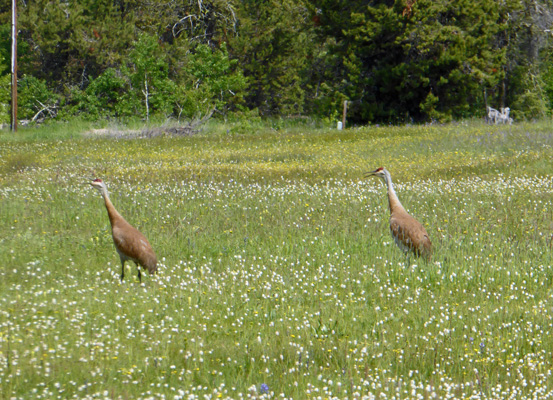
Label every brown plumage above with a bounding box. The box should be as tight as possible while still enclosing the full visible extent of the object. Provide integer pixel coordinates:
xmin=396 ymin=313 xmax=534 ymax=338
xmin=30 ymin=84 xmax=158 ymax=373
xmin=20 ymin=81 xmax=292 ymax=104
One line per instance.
xmin=90 ymin=178 xmax=158 ymax=282
xmin=365 ymin=167 xmax=432 ymax=261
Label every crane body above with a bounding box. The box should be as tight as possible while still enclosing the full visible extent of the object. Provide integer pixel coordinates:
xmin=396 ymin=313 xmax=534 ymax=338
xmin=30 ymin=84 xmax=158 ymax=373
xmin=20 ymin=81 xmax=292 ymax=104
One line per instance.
xmin=365 ymin=167 xmax=432 ymax=261
xmin=90 ymin=179 xmax=157 ymax=282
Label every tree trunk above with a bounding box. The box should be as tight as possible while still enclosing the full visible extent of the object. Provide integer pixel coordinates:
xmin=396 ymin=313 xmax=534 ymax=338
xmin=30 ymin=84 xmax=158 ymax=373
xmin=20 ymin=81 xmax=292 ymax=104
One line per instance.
xmin=142 ymin=73 xmax=150 ymax=122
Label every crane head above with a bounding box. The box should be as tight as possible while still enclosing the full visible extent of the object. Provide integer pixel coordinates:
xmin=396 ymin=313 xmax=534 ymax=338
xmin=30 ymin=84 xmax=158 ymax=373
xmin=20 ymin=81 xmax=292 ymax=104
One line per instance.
xmin=90 ymin=178 xmax=108 ymax=193
xmin=364 ymin=167 xmax=391 ymax=187
xmin=364 ymin=167 xmax=387 ymax=180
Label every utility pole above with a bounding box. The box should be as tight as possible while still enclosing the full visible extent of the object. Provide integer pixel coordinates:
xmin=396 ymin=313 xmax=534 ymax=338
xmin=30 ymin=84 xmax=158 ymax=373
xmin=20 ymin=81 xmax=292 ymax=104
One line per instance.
xmin=11 ymin=0 xmax=18 ymax=132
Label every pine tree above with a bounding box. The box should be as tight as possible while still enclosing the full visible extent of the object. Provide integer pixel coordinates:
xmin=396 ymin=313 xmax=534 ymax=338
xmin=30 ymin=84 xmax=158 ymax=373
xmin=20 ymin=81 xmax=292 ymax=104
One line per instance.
xmin=230 ymin=0 xmax=314 ymax=116
xmin=310 ymin=0 xmax=508 ymax=122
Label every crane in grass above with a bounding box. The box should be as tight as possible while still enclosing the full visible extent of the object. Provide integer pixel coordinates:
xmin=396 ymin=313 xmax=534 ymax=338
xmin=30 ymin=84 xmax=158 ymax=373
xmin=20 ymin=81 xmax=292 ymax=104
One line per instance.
xmin=90 ymin=178 xmax=158 ymax=282
xmin=365 ymin=167 xmax=432 ymax=261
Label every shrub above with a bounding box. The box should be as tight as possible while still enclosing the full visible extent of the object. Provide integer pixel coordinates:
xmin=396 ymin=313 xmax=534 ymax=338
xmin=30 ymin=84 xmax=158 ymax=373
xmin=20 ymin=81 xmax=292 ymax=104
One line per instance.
xmin=18 ymin=75 xmax=61 ymax=121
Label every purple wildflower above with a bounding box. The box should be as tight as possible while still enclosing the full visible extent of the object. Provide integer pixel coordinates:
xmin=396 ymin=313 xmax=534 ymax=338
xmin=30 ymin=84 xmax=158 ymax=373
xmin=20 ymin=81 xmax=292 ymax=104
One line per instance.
xmin=260 ymin=383 xmax=269 ymax=394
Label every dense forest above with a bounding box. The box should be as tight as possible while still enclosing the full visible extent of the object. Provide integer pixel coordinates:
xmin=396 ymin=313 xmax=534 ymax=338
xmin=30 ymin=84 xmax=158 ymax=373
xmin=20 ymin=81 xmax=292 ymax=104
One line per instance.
xmin=0 ymin=0 xmax=552 ymax=125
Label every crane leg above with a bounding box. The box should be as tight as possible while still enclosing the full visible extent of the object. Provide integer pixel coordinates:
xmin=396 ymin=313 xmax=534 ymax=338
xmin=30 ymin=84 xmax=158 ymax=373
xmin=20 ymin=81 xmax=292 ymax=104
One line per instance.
xmin=120 ymin=258 xmax=126 ymax=282
xmin=136 ymin=263 xmax=142 ymax=283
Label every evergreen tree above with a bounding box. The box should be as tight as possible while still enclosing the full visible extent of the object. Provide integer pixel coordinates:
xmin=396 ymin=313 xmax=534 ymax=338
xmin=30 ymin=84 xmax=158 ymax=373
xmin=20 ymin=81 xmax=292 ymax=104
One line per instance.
xmin=139 ymin=0 xmax=238 ymax=46
xmin=501 ymin=0 xmax=553 ymax=119
xmin=230 ymin=0 xmax=314 ymax=116
xmin=310 ymin=0 xmax=508 ymax=122
xmin=1 ymin=0 xmax=552 ymax=122
xmin=15 ymin=0 xmax=137 ymax=87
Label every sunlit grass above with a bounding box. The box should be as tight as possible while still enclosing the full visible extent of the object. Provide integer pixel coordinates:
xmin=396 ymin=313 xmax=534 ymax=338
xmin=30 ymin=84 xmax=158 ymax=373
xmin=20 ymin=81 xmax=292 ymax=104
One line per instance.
xmin=1 ymin=120 xmax=553 ymax=398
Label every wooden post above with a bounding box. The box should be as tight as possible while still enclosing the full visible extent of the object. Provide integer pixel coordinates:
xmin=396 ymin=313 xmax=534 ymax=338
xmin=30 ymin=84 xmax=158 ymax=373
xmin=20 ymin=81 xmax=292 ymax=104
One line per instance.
xmin=342 ymin=100 xmax=348 ymax=129
xmin=11 ymin=0 xmax=17 ymax=132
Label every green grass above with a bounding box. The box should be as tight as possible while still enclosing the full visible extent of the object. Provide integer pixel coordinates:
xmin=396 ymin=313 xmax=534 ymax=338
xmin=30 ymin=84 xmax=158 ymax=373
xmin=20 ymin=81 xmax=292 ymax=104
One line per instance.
xmin=1 ymin=120 xmax=553 ymax=398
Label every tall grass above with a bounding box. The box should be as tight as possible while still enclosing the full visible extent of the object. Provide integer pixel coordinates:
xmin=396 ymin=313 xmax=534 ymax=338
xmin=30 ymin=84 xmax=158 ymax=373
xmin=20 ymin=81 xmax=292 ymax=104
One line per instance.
xmin=1 ymin=120 xmax=553 ymax=399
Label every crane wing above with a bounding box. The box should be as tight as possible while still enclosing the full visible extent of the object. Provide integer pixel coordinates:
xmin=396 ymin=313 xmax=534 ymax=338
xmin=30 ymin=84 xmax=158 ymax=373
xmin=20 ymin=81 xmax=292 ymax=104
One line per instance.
xmin=112 ymin=223 xmax=157 ymax=272
xmin=390 ymin=214 xmax=432 ymax=259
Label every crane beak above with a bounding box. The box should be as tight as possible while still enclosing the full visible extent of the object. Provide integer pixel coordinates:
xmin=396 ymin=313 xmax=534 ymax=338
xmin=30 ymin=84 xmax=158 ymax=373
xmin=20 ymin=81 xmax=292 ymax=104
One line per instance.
xmin=364 ymin=170 xmax=378 ymax=178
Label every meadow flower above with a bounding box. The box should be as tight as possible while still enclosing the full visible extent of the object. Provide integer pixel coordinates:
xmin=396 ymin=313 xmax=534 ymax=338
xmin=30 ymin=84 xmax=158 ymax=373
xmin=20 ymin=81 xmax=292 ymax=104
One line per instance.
xmin=259 ymin=383 xmax=269 ymax=394
xmin=2 ymin=124 xmax=553 ymax=399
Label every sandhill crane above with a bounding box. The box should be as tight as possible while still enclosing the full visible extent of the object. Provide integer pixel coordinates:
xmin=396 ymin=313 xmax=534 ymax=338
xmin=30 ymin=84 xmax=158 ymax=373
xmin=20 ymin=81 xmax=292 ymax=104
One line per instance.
xmin=487 ymin=106 xmax=513 ymax=125
xmin=90 ymin=178 xmax=158 ymax=282
xmin=365 ymin=167 xmax=432 ymax=261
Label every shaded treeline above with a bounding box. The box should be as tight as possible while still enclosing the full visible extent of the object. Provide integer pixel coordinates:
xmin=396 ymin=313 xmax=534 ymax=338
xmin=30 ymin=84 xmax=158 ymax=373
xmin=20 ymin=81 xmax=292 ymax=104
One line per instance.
xmin=0 ymin=0 xmax=552 ymax=124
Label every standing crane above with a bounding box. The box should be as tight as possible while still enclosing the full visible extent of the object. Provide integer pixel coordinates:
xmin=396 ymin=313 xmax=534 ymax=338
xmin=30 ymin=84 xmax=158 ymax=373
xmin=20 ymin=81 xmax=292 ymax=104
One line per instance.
xmin=365 ymin=167 xmax=432 ymax=261
xmin=90 ymin=178 xmax=158 ymax=282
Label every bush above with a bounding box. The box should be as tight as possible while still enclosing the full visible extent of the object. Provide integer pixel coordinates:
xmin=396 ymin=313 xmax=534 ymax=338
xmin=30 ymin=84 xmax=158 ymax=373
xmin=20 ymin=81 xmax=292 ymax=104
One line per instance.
xmin=68 ymin=68 xmax=128 ymax=120
xmin=18 ymin=75 xmax=61 ymax=121
xmin=175 ymin=43 xmax=247 ymax=121
xmin=0 ymin=55 xmax=9 ymax=124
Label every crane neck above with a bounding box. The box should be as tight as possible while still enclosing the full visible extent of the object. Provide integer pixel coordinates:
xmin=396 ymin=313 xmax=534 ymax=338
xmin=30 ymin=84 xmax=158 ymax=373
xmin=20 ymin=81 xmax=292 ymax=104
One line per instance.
xmin=100 ymin=187 xmax=123 ymax=227
xmin=383 ymin=171 xmax=405 ymax=214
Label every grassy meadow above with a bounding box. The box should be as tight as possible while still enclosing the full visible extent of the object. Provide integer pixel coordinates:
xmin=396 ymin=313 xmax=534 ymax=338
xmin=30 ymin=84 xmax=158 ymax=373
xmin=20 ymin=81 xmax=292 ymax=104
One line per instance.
xmin=1 ymin=120 xmax=553 ymax=399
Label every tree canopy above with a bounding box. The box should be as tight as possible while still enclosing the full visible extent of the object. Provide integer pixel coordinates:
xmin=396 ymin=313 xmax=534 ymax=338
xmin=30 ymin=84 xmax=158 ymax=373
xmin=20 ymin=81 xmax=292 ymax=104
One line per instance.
xmin=0 ymin=0 xmax=552 ymax=124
